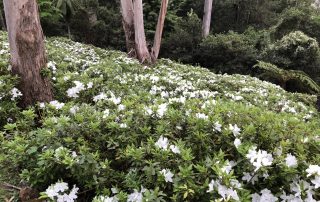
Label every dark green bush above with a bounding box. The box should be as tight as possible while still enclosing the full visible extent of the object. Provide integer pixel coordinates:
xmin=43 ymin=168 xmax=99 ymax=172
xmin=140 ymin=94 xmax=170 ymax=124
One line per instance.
xmin=195 ymin=29 xmax=268 ymax=75
xmin=263 ymin=31 xmax=320 ymax=83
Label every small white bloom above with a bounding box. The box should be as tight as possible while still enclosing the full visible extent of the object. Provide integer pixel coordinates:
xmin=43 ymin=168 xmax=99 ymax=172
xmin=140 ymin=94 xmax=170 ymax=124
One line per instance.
xmin=234 ymin=138 xmax=241 ymax=148
xmin=195 ymin=113 xmax=208 ymax=120
xmin=155 ymin=136 xmax=169 ymax=151
xmin=169 ymin=145 xmax=180 ymax=154
xmin=213 ymin=121 xmax=222 ymax=132
xmin=119 ymin=123 xmax=127 ymax=128
xmin=311 ymin=176 xmax=320 ymax=189
xmin=207 ymin=179 xmax=215 ymax=193
xmin=160 ymin=169 xmax=174 ymax=183
xmin=157 ymin=103 xmax=167 ymax=118
xmin=103 ymin=109 xmax=110 ymax=118
xmin=87 ymin=82 xmax=93 ymax=89
xmin=49 ymin=100 xmax=65 ymax=110
xmin=127 ymin=189 xmax=143 ymax=202
xmin=306 ymin=165 xmax=320 ymax=177
xmin=39 ymin=102 xmax=45 ymax=108
xmin=70 ymin=106 xmax=79 ymax=115
xmin=285 ymin=153 xmax=298 ymax=168
xmin=246 ymin=148 xmax=273 ymax=172
xmin=118 ymin=104 xmax=125 ymax=111
xmin=229 ymin=124 xmax=241 ymax=137
xmin=11 ymin=88 xmax=22 ymax=101
xmin=252 ymin=189 xmax=278 ymax=202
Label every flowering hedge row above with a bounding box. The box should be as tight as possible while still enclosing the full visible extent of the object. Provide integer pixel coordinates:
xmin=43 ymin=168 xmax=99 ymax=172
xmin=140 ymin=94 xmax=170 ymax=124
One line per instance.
xmin=0 ymin=31 xmax=319 ymax=201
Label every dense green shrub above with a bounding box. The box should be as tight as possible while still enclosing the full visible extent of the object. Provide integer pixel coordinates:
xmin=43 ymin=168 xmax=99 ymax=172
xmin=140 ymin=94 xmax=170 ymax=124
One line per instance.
xmin=195 ymin=29 xmax=268 ymax=75
xmin=160 ymin=11 xmax=202 ymax=64
xmin=0 ymin=31 xmax=320 ymax=201
xmin=273 ymin=7 xmax=320 ymax=42
xmin=263 ymin=31 xmax=320 ymax=83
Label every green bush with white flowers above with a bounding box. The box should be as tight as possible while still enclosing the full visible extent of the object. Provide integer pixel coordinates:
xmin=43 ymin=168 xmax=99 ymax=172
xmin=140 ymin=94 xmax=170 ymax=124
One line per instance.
xmin=0 ymin=31 xmax=319 ymax=201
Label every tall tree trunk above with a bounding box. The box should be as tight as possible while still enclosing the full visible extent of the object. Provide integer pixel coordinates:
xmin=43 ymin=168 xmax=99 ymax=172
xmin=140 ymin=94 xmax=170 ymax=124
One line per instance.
xmin=133 ymin=0 xmax=151 ymax=64
xmin=120 ymin=0 xmax=136 ymax=57
xmin=202 ymin=0 xmax=213 ymax=38
xmin=0 ymin=9 xmax=6 ymax=31
xmin=3 ymin=0 xmax=53 ymax=107
xmin=151 ymin=0 xmax=168 ymax=63
xmin=67 ymin=22 xmax=71 ymax=39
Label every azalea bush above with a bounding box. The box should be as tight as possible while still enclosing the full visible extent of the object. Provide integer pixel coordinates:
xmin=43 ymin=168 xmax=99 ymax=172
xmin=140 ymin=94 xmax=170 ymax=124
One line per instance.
xmin=0 ymin=31 xmax=320 ymax=201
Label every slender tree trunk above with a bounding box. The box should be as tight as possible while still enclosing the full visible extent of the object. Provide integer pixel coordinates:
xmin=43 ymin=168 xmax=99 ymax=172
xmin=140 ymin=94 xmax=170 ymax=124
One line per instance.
xmin=132 ymin=0 xmax=151 ymax=64
xmin=151 ymin=0 xmax=169 ymax=63
xmin=3 ymin=0 xmax=53 ymax=107
xmin=202 ymin=0 xmax=213 ymax=38
xmin=120 ymin=0 xmax=136 ymax=57
xmin=67 ymin=22 xmax=71 ymax=39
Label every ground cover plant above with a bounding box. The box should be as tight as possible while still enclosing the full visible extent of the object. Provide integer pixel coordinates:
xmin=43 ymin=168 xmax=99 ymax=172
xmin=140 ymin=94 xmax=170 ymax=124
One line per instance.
xmin=0 ymin=31 xmax=320 ymax=201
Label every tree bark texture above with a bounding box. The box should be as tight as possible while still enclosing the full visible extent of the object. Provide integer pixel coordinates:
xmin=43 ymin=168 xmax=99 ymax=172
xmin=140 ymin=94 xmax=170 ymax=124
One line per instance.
xmin=133 ymin=0 xmax=151 ymax=64
xmin=202 ymin=0 xmax=213 ymax=37
xmin=3 ymin=0 xmax=53 ymax=107
xmin=120 ymin=0 xmax=136 ymax=57
xmin=151 ymin=0 xmax=168 ymax=63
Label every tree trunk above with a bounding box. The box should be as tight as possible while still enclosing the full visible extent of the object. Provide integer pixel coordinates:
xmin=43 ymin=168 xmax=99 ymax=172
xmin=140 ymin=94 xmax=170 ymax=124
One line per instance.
xmin=0 ymin=9 xmax=6 ymax=31
xmin=3 ymin=0 xmax=53 ymax=107
xmin=151 ymin=0 xmax=168 ymax=63
xmin=202 ymin=0 xmax=213 ymax=38
xmin=132 ymin=0 xmax=151 ymax=64
xmin=67 ymin=22 xmax=71 ymax=39
xmin=120 ymin=0 xmax=136 ymax=57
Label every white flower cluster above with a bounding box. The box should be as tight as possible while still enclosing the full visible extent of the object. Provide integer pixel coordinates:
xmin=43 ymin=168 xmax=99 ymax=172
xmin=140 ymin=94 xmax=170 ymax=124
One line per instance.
xmin=155 ymin=136 xmax=180 ymax=154
xmin=207 ymin=179 xmax=240 ymax=201
xmin=252 ymin=189 xmax=278 ymax=202
xmin=160 ymin=169 xmax=174 ymax=183
xmin=11 ymin=87 xmax=22 ymax=101
xmin=67 ymin=81 xmax=86 ymax=98
xmin=49 ymin=100 xmax=65 ymax=110
xmin=246 ymin=147 xmax=273 ymax=172
xmin=93 ymin=92 xmax=121 ymax=105
xmin=44 ymin=181 xmax=79 ymax=202
xmin=306 ymin=165 xmax=320 ymax=189
xmin=127 ymin=187 xmax=146 ymax=202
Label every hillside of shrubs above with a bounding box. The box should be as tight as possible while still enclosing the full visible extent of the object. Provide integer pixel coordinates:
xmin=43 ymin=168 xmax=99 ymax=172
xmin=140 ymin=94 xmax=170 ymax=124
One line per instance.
xmin=0 ymin=29 xmax=320 ymax=201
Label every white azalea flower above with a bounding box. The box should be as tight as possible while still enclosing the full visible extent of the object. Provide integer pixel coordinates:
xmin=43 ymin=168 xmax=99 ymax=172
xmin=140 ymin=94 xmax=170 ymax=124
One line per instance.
xmin=311 ymin=176 xmax=320 ymax=189
xmin=67 ymin=81 xmax=85 ymax=98
xmin=155 ymin=136 xmax=169 ymax=150
xmin=195 ymin=113 xmax=208 ymax=120
xmin=252 ymin=189 xmax=278 ymax=202
xmin=229 ymin=124 xmax=241 ymax=136
xmin=285 ymin=153 xmax=298 ymax=168
xmin=11 ymin=87 xmax=22 ymax=100
xmin=306 ymin=165 xmax=320 ymax=177
xmin=87 ymin=82 xmax=93 ymax=89
xmin=157 ymin=103 xmax=167 ymax=118
xmin=49 ymin=100 xmax=65 ymax=109
xmin=207 ymin=179 xmax=215 ymax=193
xmin=213 ymin=121 xmax=222 ymax=132
xmin=234 ymin=138 xmax=241 ymax=148
xmin=169 ymin=145 xmax=180 ymax=154
xmin=246 ymin=148 xmax=273 ymax=172
xmin=160 ymin=169 xmax=174 ymax=183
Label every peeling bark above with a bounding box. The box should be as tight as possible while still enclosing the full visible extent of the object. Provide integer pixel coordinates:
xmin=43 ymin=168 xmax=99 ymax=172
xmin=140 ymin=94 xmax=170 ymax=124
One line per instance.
xmin=120 ymin=0 xmax=136 ymax=57
xmin=151 ymin=0 xmax=168 ymax=63
xmin=202 ymin=0 xmax=213 ymax=38
xmin=133 ymin=0 xmax=151 ymax=64
xmin=3 ymin=0 xmax=53 ymax=107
